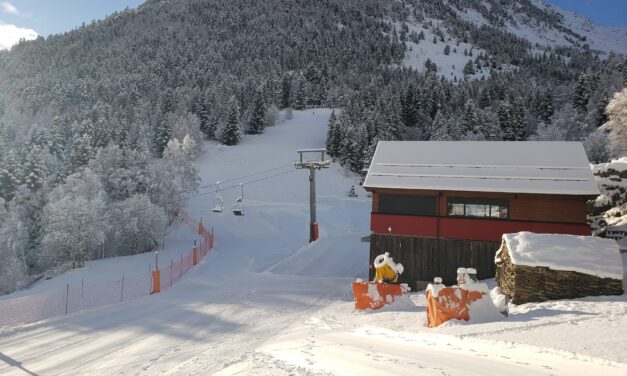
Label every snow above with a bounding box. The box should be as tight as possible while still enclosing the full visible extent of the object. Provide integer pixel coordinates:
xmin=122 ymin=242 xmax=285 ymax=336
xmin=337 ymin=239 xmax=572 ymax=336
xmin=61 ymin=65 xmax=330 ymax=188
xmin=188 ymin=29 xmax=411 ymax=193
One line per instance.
xmin=503 ymin=232 xmax=623 ymax=280
xmin=399 ymin=20 xmax=491 ymax=80
xmin=0 ymin=111 xmax=626 ymax=375
xmin=364 ymin=141 xmax=600 ymax=195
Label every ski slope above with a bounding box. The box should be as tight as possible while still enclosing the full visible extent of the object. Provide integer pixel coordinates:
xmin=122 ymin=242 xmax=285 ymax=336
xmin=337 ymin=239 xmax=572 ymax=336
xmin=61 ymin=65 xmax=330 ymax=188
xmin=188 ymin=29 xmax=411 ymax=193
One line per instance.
xmin=0 ymin=110 xmax=625 ymax=375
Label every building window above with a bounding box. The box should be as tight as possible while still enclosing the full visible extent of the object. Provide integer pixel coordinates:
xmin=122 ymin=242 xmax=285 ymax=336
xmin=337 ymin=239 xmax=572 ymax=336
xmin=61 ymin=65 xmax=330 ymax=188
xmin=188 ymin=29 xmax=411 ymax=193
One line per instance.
xmin=379 ymin=194 xmax=437 ymax=216
xmin=447 ymin=198 xmax=509 ymax=219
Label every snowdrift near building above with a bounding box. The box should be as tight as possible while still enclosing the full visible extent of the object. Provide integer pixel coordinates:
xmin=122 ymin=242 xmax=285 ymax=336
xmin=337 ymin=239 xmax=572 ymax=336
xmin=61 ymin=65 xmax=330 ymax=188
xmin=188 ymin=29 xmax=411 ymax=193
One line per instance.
xmin=495 ymin=232 xmax=624 ymax=304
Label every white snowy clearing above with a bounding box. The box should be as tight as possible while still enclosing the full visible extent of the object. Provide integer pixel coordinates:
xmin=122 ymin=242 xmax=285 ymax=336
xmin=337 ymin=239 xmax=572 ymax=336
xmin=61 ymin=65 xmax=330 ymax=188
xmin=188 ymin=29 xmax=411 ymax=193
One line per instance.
xmin=0 ymin=110 xmax=626 ymax=375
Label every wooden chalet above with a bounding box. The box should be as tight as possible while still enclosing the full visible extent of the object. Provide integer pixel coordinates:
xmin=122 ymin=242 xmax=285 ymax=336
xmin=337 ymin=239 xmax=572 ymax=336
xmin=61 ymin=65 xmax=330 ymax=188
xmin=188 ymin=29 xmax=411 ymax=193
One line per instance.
xmin=363 ymin=141 xmax=600 ymax=287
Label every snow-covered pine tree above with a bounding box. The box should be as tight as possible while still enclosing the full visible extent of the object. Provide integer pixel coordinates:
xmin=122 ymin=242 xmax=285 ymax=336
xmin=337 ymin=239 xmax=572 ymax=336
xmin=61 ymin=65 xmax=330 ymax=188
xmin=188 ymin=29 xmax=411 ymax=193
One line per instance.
xmin=23 ymin=145 xmax=48 ymax=191
xmin=281 ymin=74 xmax=291 ymax=109
xmin=325 ymin=110 xmax=340 ymax=157
xmin=222 ymin=98 xmax=241 ymax=146
xmin=293 ymin=80 xmax=308 ymax=110
xmin=196 ymin=98 xmax=212 ymax=140
xmin=498 ymin=100 xmax=514 ymax=140
xmin=207 ymin=115 xmax=219 ymax=140
xmin=463 ymin=60 xmax=475 ymax=76
xmin=247 ymin=89 xmax=267 ymax=135
xmin=71 ymin=133 xmax=96 ymax=170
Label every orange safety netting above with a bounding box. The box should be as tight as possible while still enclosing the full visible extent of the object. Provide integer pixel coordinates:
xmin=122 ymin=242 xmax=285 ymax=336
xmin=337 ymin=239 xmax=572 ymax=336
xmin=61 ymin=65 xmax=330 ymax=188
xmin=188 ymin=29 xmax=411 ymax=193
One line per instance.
xmin=425 ymin=287 xmax=484 ymax=327
xmin=352 ymin=282 xmax=405 ymax=310
xmin=0 ymin=210 xmax=215 ymax=328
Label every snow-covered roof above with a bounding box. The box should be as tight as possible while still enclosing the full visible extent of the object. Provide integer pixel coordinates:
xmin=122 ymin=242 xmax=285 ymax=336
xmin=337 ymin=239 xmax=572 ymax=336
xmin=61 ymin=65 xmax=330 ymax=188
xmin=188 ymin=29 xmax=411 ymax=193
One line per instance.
xmin=501 ymin=232 xmax=623 ymax=280
xmin=364 ymin=141 xmax=600 ymax=195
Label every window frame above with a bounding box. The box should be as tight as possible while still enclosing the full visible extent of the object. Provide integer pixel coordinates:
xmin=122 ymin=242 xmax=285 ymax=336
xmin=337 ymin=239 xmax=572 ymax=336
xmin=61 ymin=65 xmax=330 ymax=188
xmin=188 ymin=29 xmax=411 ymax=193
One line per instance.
xmin=446 ymin=197 xmax=509 ymax=219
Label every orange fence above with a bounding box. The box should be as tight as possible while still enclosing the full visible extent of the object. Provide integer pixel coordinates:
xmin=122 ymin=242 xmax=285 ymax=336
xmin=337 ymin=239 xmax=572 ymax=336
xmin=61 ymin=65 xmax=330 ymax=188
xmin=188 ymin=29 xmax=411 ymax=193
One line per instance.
xmin=151 ymin=211 xmax=214 ymax=294
xmin=0 ymin=209 xmax=214 ymax=328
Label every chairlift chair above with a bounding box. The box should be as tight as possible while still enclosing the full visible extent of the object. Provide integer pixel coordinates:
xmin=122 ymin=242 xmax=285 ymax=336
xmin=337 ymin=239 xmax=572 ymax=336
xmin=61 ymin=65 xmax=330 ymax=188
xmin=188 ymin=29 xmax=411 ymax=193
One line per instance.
xmin=212 ymin=181 xmax=224 ymax=213
xmin=348 ymin=185 xmax=358 ymax=198
xmin=232 ymin=183 xmax=245 ymax=216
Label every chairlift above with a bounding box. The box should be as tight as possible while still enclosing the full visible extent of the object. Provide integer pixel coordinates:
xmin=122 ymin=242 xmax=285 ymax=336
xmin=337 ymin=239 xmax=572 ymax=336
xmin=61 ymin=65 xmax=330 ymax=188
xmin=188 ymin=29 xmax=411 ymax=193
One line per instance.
xmin=212 ymin=181 xmax=224 ymax=213
xmin=232 ymin=183 xmax=245 ymax=216
xmin=348 ymin=185 xmax=358 ymax=198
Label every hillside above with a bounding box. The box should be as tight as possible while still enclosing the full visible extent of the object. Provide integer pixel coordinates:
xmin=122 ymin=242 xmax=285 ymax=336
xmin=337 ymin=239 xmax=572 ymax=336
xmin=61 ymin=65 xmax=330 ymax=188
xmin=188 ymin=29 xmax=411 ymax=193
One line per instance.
xmin=0 ymin=0 xmax=626 ymax=295
xmin=0 ymin=111 xmax=625 ymax=375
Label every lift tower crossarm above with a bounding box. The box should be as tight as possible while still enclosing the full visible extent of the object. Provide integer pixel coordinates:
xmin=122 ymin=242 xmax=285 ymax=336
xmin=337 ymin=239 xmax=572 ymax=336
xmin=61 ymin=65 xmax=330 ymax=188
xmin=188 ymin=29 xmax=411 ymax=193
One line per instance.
xmin=294 ymin=149 xmax=330 ymax=242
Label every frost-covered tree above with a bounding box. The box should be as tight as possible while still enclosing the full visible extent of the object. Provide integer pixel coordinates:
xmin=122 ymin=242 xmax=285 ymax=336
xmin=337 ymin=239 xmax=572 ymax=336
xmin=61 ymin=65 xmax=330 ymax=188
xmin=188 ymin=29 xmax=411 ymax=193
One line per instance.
xmin=326 ymin=111 xmax=341 ymax=157
xmin=600 ymin=88 xmax=627 ymax=158
xmin=0 ymin=211 xmax=29 ymax=293
xmin=532 ymin=121 xmax=567 ymax=141
xmin=583 ymin=130 xmax=610 ymax=164
xmin=222 ymin=98 xmax=242 ymax=146
xmin=41 ymin=168 xmax=108 ymax=268
xmin=463 ymin=60 xmax=475 ymax=76
xmin=247 ymin=89 xmax=267 ymax=135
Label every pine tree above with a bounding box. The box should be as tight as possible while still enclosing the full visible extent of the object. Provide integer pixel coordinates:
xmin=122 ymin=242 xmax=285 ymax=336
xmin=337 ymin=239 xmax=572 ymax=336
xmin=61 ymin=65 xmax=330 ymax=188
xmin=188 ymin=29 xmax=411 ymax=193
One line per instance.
xmin=512 ymin=100 xmax=527 ymax=140
xmin=222 ymin=98 xmax=241 ymax=146
xmin=594 ymin=94 xmax=610 ymax=128
xmin=536 ymin=90 xmax=554 ymax=124
xmin=293 ymin=80 xmax=307 ymax=110
xmin=498 ymin=101 xmax=515 ymax=140
xmin=462 ymin=100 xmax=482 ymax=135
xmin=400 ymin=86 xmax=418 ymax=127
xmin=71 ymin=133 xmax=95 ymax=170
xmin=463 ymin=60 xmax=475 ymax=76
xmin=153 ymin=114 xmax=172 ymax=156
xmin=325 ymin=111 xmax=341 ymax=157
xmin=207 ymin=115 xmax=219 ymax=140
xmin=23 ymin=145 xmax=48 ymax=191
xmin=247 ymin=89 xmax=266 ymax=135
xmin=196 ymin=99 xmax=212 ymax=139
xmin=444 ymin=44 xmax=450 ymax=55
xmin=281 ymin=75 xmax=291 ymax=109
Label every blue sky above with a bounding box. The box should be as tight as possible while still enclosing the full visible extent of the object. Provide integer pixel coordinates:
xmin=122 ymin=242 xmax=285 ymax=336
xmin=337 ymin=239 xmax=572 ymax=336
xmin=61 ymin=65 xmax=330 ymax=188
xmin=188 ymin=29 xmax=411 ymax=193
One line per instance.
xmin=1 ymin=1 xmax=144 ymax=36
xmin=0 ymin=0 xmax=625 ymax=38
xmin=546 ymin=0 xmax=627 ymax=27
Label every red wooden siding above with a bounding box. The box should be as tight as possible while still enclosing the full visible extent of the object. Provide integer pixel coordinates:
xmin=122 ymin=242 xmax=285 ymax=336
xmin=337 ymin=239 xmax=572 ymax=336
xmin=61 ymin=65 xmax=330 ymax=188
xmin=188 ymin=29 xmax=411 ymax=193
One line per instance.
xmin=371 ymin=213 xmax=591 ymax=242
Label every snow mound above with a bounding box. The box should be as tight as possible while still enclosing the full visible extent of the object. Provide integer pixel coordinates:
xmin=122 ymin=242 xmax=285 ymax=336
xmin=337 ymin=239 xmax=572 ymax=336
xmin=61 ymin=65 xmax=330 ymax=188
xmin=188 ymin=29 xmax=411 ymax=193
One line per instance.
xmin=502 ymin=232 xmax=623 ymax=280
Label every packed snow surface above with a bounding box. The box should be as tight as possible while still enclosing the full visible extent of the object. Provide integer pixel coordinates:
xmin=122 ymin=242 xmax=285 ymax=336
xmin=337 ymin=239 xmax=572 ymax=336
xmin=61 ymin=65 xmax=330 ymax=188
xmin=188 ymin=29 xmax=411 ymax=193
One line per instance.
xmin=0 ymin=111 xmax=626 ymax=375
xmin=503 ymin=232 xmax=623 ymax=279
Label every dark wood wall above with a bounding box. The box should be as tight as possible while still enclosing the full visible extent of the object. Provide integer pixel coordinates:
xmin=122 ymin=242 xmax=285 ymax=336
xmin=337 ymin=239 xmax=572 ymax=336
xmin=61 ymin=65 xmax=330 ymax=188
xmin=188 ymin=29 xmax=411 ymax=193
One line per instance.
xmin=371 ymin=189 xmax=590 ymax=224
xmin=369 ymin=234 xmax=499 ymax=289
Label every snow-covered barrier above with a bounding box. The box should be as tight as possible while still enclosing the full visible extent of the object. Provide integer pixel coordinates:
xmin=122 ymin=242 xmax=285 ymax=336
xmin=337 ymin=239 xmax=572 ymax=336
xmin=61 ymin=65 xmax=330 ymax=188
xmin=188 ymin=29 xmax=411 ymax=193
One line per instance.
xmin=495 ymin=232 xmax=624 ymax=304
xmin=425 ymin=282 xmax=502 ymax=327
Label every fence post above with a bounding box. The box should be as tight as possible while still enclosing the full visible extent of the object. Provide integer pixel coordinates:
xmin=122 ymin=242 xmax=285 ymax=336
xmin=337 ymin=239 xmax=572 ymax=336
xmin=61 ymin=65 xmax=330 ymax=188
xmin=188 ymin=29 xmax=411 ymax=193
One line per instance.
xmin=192 ymin=241 xmax=198 ymax=266
xmin=170 ymin=259 xmax=173 ymax=287
xmin=65 ymin=284 xmax=69 ymax=315
xmin=120 ymin=273 xmax=125 ymax=303
xmin=81 ymin=278 xmax=84 ymax=298
xmin=148 ymin=264 xmax=152 ymax=295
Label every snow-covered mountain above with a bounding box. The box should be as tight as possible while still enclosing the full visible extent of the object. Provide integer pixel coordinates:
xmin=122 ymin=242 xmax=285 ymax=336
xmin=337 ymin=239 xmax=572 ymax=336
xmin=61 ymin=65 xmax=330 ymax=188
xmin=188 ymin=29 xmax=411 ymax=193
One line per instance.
xmin=0 ymin=0 xmax=625 ymax=296
xmin=534 ymin=0 xmax=627 ymax=55
xmin=0 ymin=110 xmax=625 ymax=375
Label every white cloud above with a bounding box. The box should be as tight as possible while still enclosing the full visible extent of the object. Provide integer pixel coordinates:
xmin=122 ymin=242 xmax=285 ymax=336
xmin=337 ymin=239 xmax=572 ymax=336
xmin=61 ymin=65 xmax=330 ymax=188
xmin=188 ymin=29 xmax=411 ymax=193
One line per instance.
xmin=0 ymin=22 xmax=38 ymax=50
xmin=1 ymin=2 xmax=19 ymax=15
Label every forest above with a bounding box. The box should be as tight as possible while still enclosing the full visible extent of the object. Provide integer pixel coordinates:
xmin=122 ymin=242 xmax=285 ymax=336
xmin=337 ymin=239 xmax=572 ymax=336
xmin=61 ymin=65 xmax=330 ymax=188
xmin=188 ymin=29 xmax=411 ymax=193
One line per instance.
xmin=0 ymin=0 xmax=625 ymax=293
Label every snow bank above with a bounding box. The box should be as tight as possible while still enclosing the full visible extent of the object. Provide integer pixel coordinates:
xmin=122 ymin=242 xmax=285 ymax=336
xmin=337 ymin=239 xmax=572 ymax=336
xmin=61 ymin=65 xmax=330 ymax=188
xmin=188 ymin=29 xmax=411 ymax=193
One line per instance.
xmin=502 ymin=232 xmax=623 ymax=280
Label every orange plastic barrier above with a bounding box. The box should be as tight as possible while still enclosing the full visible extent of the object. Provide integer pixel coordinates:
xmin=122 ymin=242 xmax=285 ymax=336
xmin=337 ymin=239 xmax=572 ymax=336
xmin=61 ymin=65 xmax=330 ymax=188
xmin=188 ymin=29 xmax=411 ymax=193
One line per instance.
xmin=352 ymin=282 xmax=405 ymax=310
xmin=426 ymin=287 xmax=484 ymax=327
xmin=151 ymin=270 xmax=161 ymax=294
